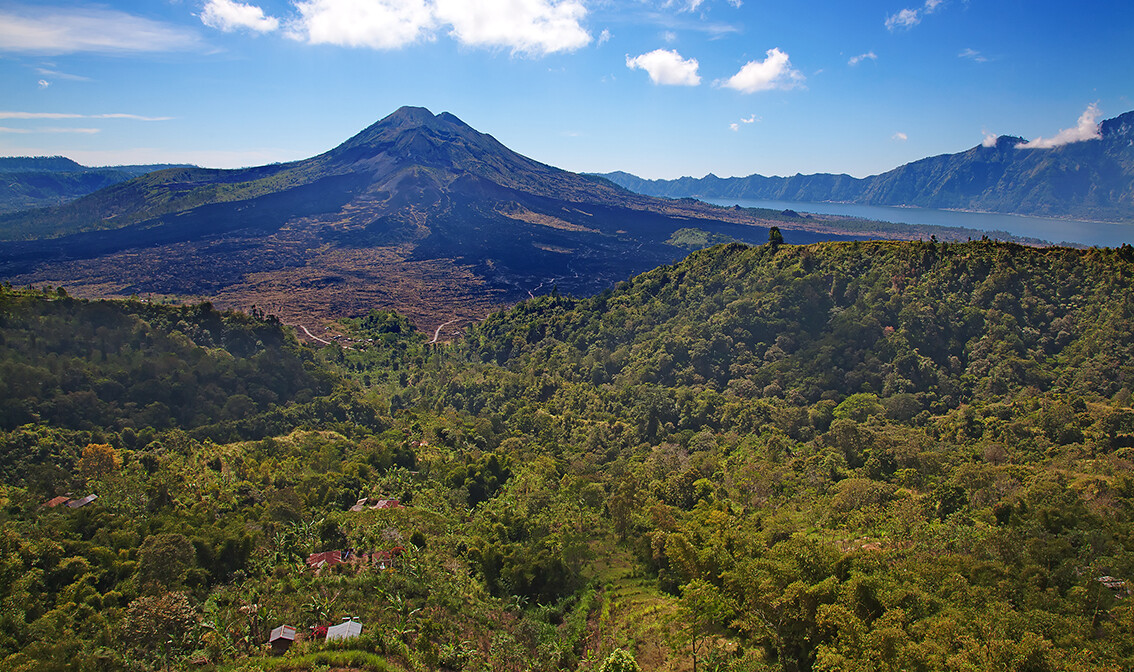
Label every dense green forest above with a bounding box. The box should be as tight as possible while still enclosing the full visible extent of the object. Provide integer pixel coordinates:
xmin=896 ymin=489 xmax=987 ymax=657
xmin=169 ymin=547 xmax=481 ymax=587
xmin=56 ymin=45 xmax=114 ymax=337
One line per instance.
xmin=2 ymin=238 xmax=1134 ymax=671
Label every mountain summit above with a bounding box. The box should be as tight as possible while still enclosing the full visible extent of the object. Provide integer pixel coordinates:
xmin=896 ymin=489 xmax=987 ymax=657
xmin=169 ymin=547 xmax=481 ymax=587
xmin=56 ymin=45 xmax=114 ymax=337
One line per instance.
xmin=0 ymin=107 xmax=835 ymax=331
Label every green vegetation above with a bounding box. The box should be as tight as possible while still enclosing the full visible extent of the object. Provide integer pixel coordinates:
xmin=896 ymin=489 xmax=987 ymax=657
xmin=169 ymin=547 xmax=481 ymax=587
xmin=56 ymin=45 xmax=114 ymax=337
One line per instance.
xmin=2 ymin=238 xmax=1134 ymax=670
xmin=666 ymin=228 xmax=738 ymax=251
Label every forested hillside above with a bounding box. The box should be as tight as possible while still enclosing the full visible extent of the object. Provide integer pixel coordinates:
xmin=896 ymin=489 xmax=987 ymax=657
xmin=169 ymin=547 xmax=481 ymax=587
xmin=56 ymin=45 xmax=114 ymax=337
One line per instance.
xmin=0 ymin=158 xmax=193 ymax=215
xmin=2 ymin=239 xmax=1134 ymax=671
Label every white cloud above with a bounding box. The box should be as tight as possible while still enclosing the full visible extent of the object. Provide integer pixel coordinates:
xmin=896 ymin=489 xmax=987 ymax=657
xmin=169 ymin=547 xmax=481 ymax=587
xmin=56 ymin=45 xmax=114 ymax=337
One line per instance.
xmin=892 ymin=132 xmax=908 ymax=141
xmin=597 ymin=28 xmax=611 ymax=46
xmin=848 ymin=51 xmax=876 ymax=66
xmin=434 ymin=0 xmax=591 ymax=56
xmin=288 ymin=0 xmax=590 ymax=55
xmin=886 ymin=0 xmax=944 ymax=31
xmin=38 ymin=79 xmax=50 ymax=89
xmin=289 ymin=0 xmax=436 ymax=49
xmin=626 ymin=48 xmax=701 ymax=86
xmin=959 ymin=48 xmax=987 ymax=63
xmin=0 ymin=112 xmax=173 ymax=121
xmin=0 ymin=5 xmax=202 ymax=54
xmin=663 ymin=30 xmax=677 ymax=43
xmin=201 ymin=0 xmax=280 ymax=33
xmin=982 ymin=131 xmax=998 ymax=148
xmin=719 ymin=47 xmax=803 ymax=94
xmin=1017 ymin=103 xmax=1103 ymax=149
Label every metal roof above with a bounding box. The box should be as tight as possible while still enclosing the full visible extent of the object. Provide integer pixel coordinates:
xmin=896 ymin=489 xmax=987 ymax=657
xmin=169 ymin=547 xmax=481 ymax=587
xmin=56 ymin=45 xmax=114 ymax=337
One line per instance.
xmin=325 ymin=619 xmax=362 ymax=642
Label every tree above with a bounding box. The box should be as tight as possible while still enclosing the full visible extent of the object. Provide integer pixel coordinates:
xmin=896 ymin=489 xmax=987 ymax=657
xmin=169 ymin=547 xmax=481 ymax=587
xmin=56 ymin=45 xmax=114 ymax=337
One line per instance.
xmin=78 ymin=443 xmax=120 ymax=480
xmin=600 ymin=648 xmax=642 ymax=672
xmin=137 ymin=533 xmax=195 ymax=591
xmin=768 ymin=226 xmax=785 ymax=247
xmin=122 ymin=592 xmax=199 ymax=668
xmin=675 ymin=579 xmax=728 ymax=672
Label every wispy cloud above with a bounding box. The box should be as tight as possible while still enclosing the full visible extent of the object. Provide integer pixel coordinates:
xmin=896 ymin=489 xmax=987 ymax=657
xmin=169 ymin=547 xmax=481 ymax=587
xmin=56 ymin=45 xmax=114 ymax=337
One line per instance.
xmin=626 ymin=49 xmax=701 ymax=85
xmin=892 ymin=132 xmax=908 ymax=141
xmin=982 ymin=131 xmax=998 ymax=148
xmin=1017 ymin=104 xmax=1103 ymax=149
xmin=596 ymin=28 xmax=611 ymax=46
xmin=729 ymin=114 xmax=758 ymax=131
xmin=663 ymin=0 xmax=742 ymax=11
xmin=201 ymin=0 xmax=280 ymax=33
xmin=719 ymin=47 xmax=803 ymax=93
xmin=287 ymin=0 xmax=591 ymax=56
xmin=0 ymin=112 xmax=173 ymax=121
xmin=0 ymin=126 xmax=100 ymax=134
xmin=848 ymin=51 xmax=877 ymax=66
xmin=37 ymin=79 xmax=50 ymax=89
xmin=0 ymin=4 xmax=202 ymax=54
xmin=35 ymin=67 xmax=92 ymax=82
xmin=885 ymin=0 xmax=943 ymax=32
xmin=628 ymin=11 xmax=741 ymax=38
xmin=958 ymin=48 xmax=988 ymax=63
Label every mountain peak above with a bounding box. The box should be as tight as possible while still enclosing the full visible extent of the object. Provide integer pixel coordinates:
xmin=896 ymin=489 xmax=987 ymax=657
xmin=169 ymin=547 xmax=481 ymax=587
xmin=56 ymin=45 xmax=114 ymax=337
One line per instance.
xmin=383 ymin=105 xmax=441 ymax=127
xmin=1101 ymin=110 xmax=1134 ymax=139
xmin=329 ymin=105 xmax=484 ymax=160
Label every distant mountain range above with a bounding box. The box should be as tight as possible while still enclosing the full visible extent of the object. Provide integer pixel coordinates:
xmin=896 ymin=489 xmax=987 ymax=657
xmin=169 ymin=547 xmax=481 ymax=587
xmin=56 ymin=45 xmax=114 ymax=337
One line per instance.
xmin=0 ymin=107 xmax=876 ymax=331
xmin=0 ymin=157 xmax=193 ymax=214
xmin=600 ymin=110 xmax=1134 ymax=223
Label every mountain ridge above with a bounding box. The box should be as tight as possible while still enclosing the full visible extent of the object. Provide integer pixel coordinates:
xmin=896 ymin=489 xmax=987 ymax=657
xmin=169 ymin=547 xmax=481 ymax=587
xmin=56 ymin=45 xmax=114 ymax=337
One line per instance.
xmin=0 ymin=157 xmax=196 ymax=214
xmin=1 ymin=106 xmax=875 ymax=331
xmin=599 ymin=110 xmax=1134 ymax=223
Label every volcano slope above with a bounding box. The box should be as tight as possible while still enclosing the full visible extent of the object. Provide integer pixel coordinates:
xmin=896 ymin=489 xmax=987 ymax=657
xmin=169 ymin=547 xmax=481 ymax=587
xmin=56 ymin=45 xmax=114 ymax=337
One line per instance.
xmin=0 ymin=107 xmax=869 ymax=332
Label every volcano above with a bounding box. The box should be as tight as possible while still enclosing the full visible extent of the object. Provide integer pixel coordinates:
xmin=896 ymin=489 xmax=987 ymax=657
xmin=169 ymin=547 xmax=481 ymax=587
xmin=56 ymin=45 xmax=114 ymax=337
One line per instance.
xmin=0 ymin=107 xmax=847 ymax=333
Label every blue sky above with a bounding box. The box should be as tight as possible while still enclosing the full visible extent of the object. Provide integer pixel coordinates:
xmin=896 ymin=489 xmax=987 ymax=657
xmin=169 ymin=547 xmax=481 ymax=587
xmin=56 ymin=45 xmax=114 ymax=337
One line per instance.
xmin=1 ymin=0 xmax=1131 ymax=179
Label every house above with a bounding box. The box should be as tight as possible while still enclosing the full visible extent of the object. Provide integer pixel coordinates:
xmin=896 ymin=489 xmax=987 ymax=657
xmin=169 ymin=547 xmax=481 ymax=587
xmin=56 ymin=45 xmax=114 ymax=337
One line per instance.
xmin=325 ymin=618 xmax=362 ymax=642
xmin=67 ymin=494 xmax=98 ymax=508
xmin=268 ymin=625 xmax=296 ymax=654
xmin=347 ymin=497 xmax=403 ymax=512
xmin=43 ymin=495 xmax=72 ymax=508
xmin=1099 ymin=576 xmax=1129 ymax=597
xmin=370 ymin=546 xmax=405 ymax=570
xmin=305 ymin=550 xmax=343 ymax=570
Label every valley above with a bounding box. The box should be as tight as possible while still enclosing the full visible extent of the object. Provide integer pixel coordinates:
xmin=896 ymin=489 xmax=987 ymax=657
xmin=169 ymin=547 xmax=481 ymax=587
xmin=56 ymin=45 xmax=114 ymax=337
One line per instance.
xmin=2 ymin=240 xmax=1134 ymax=671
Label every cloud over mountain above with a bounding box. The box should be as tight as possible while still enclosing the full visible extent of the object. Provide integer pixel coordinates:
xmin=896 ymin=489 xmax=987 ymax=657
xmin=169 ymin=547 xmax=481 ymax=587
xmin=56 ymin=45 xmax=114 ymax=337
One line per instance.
xmin=1017 ymin=104 xmax=1103 ymax=149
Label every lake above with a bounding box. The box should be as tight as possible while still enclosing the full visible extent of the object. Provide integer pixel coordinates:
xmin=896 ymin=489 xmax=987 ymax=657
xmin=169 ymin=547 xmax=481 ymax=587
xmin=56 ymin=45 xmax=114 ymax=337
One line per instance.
xmin=699 ymin=197 xmax=1134 ymax=248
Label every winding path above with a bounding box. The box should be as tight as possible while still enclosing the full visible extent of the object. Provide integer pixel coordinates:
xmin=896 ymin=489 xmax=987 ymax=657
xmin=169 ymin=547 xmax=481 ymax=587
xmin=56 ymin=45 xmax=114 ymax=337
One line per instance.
xmin=431 ymin=318 xmax=460 ymax=344
xmin=298 ymin=324 xmax=332 ymax=345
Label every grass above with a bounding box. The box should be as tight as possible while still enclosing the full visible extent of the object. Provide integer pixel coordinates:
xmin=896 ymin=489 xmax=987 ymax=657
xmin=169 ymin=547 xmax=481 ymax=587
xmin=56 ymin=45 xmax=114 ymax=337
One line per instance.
xmin=230 ymin=649 xmax=393 ymax=672
xmin=589 ymin=540 xmax=683 ymax=672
